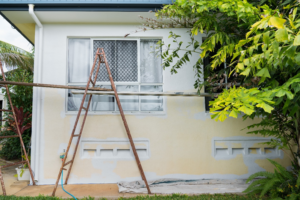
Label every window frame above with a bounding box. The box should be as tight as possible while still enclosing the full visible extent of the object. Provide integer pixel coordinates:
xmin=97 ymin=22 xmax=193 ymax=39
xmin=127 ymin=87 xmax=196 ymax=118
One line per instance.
xmin=66 ymin=37 xmax=165 ymax=115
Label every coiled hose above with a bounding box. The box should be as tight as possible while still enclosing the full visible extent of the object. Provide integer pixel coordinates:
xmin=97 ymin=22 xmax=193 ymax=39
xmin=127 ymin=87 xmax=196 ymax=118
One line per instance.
xmin=61 ymin=170 xmax=77 ymax=200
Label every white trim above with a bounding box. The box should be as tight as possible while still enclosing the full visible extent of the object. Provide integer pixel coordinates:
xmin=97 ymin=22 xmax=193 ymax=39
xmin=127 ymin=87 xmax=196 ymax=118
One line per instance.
xmin=29 ymin=4 xmax=43 ymax=183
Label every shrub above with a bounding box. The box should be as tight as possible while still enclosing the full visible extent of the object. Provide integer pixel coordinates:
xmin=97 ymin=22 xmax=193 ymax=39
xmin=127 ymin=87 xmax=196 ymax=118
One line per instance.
xmin=0 ymin=69 xmax=33 ymax=160
xmin=244 ymin=159 xmax=300 ymax=199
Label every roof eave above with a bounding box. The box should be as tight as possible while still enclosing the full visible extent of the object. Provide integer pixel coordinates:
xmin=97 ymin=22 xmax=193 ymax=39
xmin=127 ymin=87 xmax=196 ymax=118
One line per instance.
xmin=0 ymin=4 xmax=164 ymax=11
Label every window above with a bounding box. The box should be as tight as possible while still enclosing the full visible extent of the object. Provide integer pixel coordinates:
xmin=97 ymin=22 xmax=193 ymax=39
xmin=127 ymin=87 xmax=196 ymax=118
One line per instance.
xmin=67 ymin=38 xmax=164 ymax=114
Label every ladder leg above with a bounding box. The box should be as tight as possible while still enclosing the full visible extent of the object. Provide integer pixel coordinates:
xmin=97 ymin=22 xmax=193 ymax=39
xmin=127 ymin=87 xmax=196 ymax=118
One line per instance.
xmin=0 ymin=168 xmax=6 ymax=196
xmin=65 ymin=52 xmax=102 ymax=184
xmin=0 ymin=62 xmax=36 ymax=186
xmin=64 ymin=95 xmax=92 ymax=184
xmin=52 ymin=49 xmax=101 ymax=196
xmin=100 ymin=49 xmax=152 ymax=194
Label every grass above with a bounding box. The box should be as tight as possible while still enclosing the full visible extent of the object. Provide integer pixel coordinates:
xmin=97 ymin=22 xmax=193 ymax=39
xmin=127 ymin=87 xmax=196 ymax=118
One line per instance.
xmin=0 ymin=194 xmax=265 ymax=200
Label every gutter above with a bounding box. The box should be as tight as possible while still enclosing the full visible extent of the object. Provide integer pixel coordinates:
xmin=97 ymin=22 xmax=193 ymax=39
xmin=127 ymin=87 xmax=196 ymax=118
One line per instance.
xmin=28 ymin=4 xmax=43 ymax=183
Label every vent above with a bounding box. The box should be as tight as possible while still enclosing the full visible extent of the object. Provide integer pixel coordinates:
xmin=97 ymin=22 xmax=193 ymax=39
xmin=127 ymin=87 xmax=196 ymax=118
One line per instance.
xmin=213 ymin=138 xmax=281 ymax=158
xmin=81 ymin=139 xmax=150 ymax=159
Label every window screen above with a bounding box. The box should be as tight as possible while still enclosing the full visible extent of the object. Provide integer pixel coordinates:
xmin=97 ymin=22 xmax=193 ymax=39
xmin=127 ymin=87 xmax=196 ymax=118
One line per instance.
xmin=93 ymin=40 xmax=138 ymax=82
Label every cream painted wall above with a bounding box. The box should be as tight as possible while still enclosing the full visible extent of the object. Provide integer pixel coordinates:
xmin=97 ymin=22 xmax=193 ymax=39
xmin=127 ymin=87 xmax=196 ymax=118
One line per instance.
xmin=31 ymin=23 xmax=291 ymax=185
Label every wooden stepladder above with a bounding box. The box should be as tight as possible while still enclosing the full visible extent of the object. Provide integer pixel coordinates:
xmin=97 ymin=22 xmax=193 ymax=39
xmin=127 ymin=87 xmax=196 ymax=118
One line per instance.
xmin=52 ymin=48 xmax=151 ymax=196
xmin=0 ymin=63 xmax=36 ymax=196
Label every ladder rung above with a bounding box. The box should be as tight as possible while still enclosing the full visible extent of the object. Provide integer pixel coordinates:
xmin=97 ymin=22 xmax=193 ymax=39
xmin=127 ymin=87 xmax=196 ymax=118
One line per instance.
xmin=64 ymin=160 xmax=73 ymax=166
xmin=73 ymin=134 xmax=79 ymax=137
xmin=90 ymin=87 xmax=113 ymax=91
xmin=62 ymin=168 xmax=67 ymax=171
xmin=82 ymin=107 xmax=87 ymax=111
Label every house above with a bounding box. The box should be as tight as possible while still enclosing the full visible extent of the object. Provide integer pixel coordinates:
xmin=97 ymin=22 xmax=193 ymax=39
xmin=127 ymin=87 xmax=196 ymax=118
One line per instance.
xmin=0 ymin=91 xmax=7 ymax=126
xmin=0 ymin=1 xmax=291 ymax=186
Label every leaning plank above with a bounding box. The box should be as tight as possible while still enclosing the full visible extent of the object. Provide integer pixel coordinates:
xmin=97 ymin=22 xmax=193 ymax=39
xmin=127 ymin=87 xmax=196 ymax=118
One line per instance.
xmin=71 ymin=90 xmax=216 ymax=97
xmin=0 ymin=161 xmax=26 ymax=169
xmin=0 ymin=135 xmax=19 ymax=139
xmin=0 ymin=81 xmax=112 ymax=91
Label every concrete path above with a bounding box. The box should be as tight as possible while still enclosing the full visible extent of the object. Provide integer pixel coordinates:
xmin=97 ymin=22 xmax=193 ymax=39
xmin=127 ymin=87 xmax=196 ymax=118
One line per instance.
xmin=0 ymin=159 xmax=30 ymax=195
xmin=0 ymin=160 xmax=248 ymax=199
xmin=15 ymin=184 xmax=145 ymax=199
xmin=13 ymin=182 xmax=248 ymax=199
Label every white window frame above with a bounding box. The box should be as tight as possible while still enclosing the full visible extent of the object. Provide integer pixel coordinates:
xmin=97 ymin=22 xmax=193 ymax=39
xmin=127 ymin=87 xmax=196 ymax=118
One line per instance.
xmin=66 ymin=37 xmax=165 ymax=115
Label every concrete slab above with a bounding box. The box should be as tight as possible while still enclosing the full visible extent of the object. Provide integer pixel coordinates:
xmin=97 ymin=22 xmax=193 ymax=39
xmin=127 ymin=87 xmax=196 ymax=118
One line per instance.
xmin=0 ymin=159 xmax=30 ymax=195
xmin=14 ymin=182 xmax=248 ymax=199
xmin=15 ymin=184 xmax=147 ymax=199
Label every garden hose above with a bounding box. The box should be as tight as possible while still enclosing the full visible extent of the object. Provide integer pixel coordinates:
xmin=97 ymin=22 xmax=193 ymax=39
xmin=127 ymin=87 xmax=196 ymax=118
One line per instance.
xmin=61 ymin=170 xmax=77 ymax=200
xmin=60 ymin=151 xmax=77 ymax=200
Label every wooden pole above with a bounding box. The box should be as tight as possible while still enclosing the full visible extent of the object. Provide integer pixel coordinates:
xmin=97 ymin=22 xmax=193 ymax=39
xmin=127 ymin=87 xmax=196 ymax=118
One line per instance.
xmin=0 ymin=62 xmax=36 ymax=187
xmin=0 ymin=81 xmax=112 ymax=91
xmin=100 ymin=49 xmax=152 ymax=194
xmin=0 ymin=168 xmax=6 ymax=196
xmin=71 ymin=90 xmax=215 ymax=97
xmin=51 ymin=49 xmax=101 ymax=196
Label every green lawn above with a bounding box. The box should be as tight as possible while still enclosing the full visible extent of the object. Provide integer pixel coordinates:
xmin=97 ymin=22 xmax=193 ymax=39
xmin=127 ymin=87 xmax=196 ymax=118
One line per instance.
xmin=0 ymin=194 xmax=264 ymax=200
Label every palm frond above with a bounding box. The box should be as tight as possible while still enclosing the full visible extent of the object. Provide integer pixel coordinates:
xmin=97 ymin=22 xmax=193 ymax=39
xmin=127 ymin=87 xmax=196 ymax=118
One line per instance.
xmin=268 ymin=159 xmax=294 ymax=180
xmin=0 ymin=40 xmax=33 ymax=72
xmin=260 ymin=177 xmax=281 ymax=197
xmin=246 ymin=171 xmax=275 ymax=183
xmin=243 ymin=178 xmax=269 ymax=193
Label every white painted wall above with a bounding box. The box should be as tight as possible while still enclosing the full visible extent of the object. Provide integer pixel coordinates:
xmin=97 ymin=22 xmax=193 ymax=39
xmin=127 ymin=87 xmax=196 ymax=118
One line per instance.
xmin=31 ymin=23 xmax=291 ymax=185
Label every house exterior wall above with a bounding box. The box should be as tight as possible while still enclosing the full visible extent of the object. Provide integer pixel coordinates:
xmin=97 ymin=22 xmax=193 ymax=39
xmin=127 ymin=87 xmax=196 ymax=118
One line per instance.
xmin=31 ymin=23 xmax=291 ymax=185
xmin=0 ymin=91 xmax=8 ymax=124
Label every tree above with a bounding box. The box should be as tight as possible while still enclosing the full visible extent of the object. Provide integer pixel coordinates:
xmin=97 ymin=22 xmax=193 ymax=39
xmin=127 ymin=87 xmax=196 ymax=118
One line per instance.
xmin=132 ymin=0 xmax=300 ymax=166
xmin=0 ymin=41 xmax=34 ymax=159
xmin=0 ymin=40 xmax=33 ymax=73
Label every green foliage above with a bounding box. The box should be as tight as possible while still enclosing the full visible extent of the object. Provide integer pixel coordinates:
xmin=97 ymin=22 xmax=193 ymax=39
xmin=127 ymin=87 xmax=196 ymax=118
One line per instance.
xmin=136 ymin=0 xmax=300 ymax=168
xmin=243 ymin=159 xmax=300 ymax=199
xmin=0 ymin=69 xmax=33 ymax=160
xmin=0 ymin=41 xmax=33 ymax=73
xmin=135 ymin=1 xmax=300 ymax=199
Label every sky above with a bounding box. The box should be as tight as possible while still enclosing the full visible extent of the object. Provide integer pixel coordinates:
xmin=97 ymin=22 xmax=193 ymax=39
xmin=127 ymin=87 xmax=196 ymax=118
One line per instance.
xmin=0 ymin=16 xmax=33 ymax=72
xmin=0 ymin=16 xmax=33 ymax=52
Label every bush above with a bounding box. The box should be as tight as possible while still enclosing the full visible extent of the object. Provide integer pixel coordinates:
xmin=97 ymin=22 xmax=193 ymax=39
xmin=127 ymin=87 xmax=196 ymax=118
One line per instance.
xmin=244 ymin=159 xmax=300 ymax=199
xmin=0 ymin=69 xmax=33 ymax=160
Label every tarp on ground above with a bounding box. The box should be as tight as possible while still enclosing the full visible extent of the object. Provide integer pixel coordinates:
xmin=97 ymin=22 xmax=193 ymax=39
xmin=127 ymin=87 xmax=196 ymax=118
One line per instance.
xmin=117 ymin=179 xmax=249 ymax=194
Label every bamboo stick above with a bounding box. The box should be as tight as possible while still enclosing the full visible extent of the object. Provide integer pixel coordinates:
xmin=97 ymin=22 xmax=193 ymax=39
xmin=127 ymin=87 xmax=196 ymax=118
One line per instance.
xmin=0 ymin=81 xmax=112 ymax=91
xmin=71 ymin=90 xmax=215 ymax=97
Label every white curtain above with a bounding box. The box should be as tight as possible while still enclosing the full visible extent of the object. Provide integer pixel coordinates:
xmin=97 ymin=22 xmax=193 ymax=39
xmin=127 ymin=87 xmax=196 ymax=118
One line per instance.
xmin=141 ymin=86 xmax=163 ymax=111
xmin=140 ymin=40 xmax=162 ymax=83
xmin=67 ymin=87 xmax=89 ymax=111
xmin=116 ymin=85 xmax=139 ymax=111
xmin=68 ymin=39 xmax=90 ymax=83
xmin=92 ymin=85 xmax=114 ymax=111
